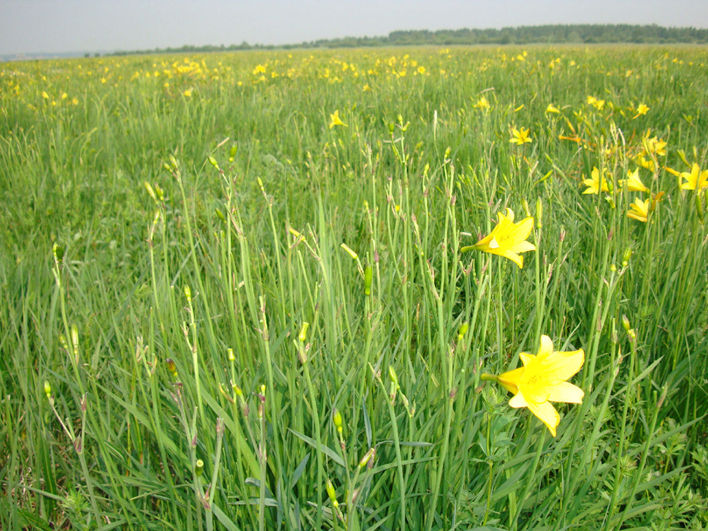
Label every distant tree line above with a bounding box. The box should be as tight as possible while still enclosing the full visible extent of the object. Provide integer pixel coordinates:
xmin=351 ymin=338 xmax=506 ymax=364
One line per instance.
xmin=110 ymin=24 xmax=708 ymax=56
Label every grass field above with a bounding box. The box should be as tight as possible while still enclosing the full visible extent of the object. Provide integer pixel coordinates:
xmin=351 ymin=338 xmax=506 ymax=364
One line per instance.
xmin=1 ymin=45 xmax=707 ymax=529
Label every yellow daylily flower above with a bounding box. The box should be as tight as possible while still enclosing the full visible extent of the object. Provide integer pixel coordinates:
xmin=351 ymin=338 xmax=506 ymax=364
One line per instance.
xmin=678 ymin=163 xmax=708 ymax=191
xmin=619 ymin=168 xmax=649 ymax=193
xmin=329 ymin=110 xmax=347 ymax=129
xmin=485 ymin=335 xmax=585 ymax=437
xmin=627 ymin=198 xmax=649 ymax=222
xmin=461 ymin=208 xmax=535 ymax=269
xmin=545 ymin=103 xmax=561 ymax=114
xmin=474 ymin=96 xmax=491 ymax=111
xmin=642 ymin=134 xmax=667 ymax=157
xmin=632 ymin=103 xmax=650 ymax=119
xmin=510 ymin=127 xmax=532 ymax=145
xmin=582 ymin=167 xmax=611 ymax=194
xmin=586 ymin=95 xmax=605 ymax=110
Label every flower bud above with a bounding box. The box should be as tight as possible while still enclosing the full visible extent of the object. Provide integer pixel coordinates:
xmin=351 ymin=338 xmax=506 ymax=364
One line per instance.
xmin=166 ymin=358 xmax=178 ymax=377
xmin=364 ymin=265 xmax=373 ymax=296
xmin=457 ymin=322 xmax=469 ymax=343
xmin=358 ymin=448 xmax=376 ymax=469
xmin=298 ymin=322 xmax=309 ymax=343
xmin=326 ymin=479 xmax=338 ymax=508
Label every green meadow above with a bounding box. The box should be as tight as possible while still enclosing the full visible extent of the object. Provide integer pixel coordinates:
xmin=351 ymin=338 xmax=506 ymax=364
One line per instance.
xmin=1 ymin=46 xmax=706 ymax=529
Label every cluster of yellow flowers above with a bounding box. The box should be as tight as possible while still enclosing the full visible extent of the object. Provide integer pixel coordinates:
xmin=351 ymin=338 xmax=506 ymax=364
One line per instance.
xmin=581 ymin=134 xmax=706 ymax=223
xmin=460 ymin=209 xmax=584 ymax=437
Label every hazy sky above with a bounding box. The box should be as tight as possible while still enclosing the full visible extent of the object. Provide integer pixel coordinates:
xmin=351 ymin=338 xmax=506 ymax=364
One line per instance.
xmin=1 ymin=0 xmax=708 ymax=55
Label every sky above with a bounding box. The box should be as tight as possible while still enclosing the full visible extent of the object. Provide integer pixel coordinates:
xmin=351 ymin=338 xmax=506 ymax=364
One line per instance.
xmin=1 ymin=0 xmax=708 ymax=56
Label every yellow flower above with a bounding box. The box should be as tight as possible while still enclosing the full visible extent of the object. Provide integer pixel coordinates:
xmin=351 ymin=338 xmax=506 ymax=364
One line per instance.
xmin=633 ymin=103 xmax=649 ymax=119
xmin=474 ymin=96 xmax=490 ymax=111
xmin=619 ymin=168 xmax=649 ymax=192
xmin=510 ymin=127 xmax=532 ymax=145
xmin=678 ymin=163 xmax=708 ymax=191
xmin=627 ymin=198 xmax=649 ymax=222
xmin=329 ymin=110 xmax=347 ymax=129
xmin=587 ymin=95 xmax=605 ymax=110
xmin=642 ymin=134 xmax=667 ymax=157
xmin=461 ymin=208 xmax=535 ymax=269
xmin=182 ymin=88 xmax=193 ymax=97
xmin=487 ymin=335 xmax=584 ymax=437
xmin=545 ymin=103 xmax=561 ymax=114
xmin=582 ymin=167 xmax=611 ymax=194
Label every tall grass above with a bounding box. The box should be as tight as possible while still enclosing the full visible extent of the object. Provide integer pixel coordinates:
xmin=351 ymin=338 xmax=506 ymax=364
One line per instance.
xmin=1 ymin=45 xmax=706 ymax=529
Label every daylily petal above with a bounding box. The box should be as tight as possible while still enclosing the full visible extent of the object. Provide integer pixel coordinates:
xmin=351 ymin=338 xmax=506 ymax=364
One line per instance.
xmin=546 ymin=382 xmax=584 ymax=403
xmin=509 ymin=216 xmax=534 ymax=243
xmin=510 ymin=240 xmax=536 ymax=253
xmin=519 ymin=352 xmax=536 ymax=366
xmin=538 ymin=335 xmax=554 ymax=357
xmin=525 ymin=400 xmax=560 ymax=437
xmin=498 ymin=367 xmax=525 ymax=394
xmin=498 ymin=250 xmax=524 ymax=269
xmin=537 ymin=349 xmax=585 ymax=382
xmin=509 ymin=392 xmax=528 ymax=408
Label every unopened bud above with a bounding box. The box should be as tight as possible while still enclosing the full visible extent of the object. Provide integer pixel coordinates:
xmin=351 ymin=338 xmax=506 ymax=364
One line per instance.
xmin=333 ymin=409 xmax=343 ymax=437
xmin=388 ymin=366 xmax=399 ymax=388
xmin=522 ymin=199 xmax=531 ymax=218
xmin=227 ymin=348 xmax=235 ymax=362
xmin=325 ymin=479 xmax=338 ymax=507
xmin=536 ymin=198 xmax=543 ymax=229
xmin=457 ymin=322 xmax=469 ymax=343
xmin=53 ymin=243 xmax=65 ymax=262
xmin=299 ymin=322 xmax=309 ymax=343
xmin=195 ymin=459 xmax=204 ymax=476
xmin=364 ymin=265 xmax=373 ymax=296
xmin=44 ymin=381 xmax=52 ymax=398
xmin=622 ymin=248 xmax=632 ymax=267
xmin=358 ymin=448 xmax=376 ymax=469
xmin=340 ymin=243 xmax=358 ymax=260
xmin=184 ymin=285 xmax=192 ymax=301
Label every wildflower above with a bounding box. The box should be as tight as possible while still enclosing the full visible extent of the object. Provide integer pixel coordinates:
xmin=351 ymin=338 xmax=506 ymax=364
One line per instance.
xmin=627 ymin=198 xmax=649 ymax=222
xmin=461 ymin=208 xmax=535 ymax=269
xmin=329 ymin=110 xmax=347 ymax=129
xmin=582 ymin=167 xmax=611 ymax=194
xmin=587 ymin=95 xmax=605 ymax=110
xmin=546 ymin=103 xmax=561 ymax=114
xmin=484 ymin=335 xmax=584 ymax=437
xmin=642 ymin=134 xmax=667 ymax=157
xmin=678 ymin=163 xmax=708 ymax=191
xmin=510 ymin=127 xmax=532 ymax=145
xmin=182 ymin=88 xmax=193 ymax=98
xmin=633 ymin=103 xmax=649 ymax=119
xmin=619 ymin=168 xmax=649 ymax=193
xmin=474 ymin=96 xmax=490 ymax=111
